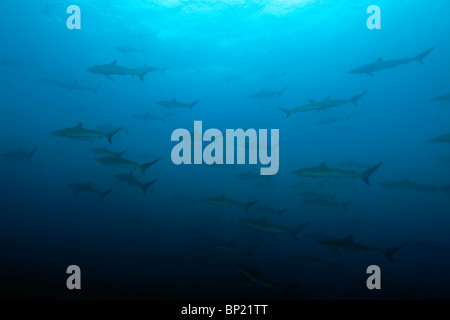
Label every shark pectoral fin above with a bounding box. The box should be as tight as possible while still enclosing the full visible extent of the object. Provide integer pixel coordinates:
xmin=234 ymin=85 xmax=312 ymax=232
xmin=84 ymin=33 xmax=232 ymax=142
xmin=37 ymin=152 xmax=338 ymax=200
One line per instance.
xmin=376 ymin=57 xmax=383 ymax=62
xmin=367 ymin=72 xmax=374 ymax=76
xmin=104 ymin=74 xmax=114 ymax=81
xmin=75 ymin=122 xmax=83 ymax=128
xmin=110 ymin=60 xmax=117 ymax=65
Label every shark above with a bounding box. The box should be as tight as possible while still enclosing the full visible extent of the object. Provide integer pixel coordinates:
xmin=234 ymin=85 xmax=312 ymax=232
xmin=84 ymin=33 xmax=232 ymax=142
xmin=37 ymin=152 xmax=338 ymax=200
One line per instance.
xmin=348 ymin=47 xmax=435 ymax=76
xmin=87 ymin=60 xmax=151 ymax=82
xmin=216 ymin=241 xmax=259 ymax=256
xmin=291 ymin=161 xmax=383 ymax=186
xmin=429 ymin=133 xmax=450 ymax=144
xmin=241 ymin=216 xmax=309 ymax=240
xmin=317 ymin=234 xmax=406 ymax=262
xmin=379 ymin=178 xmax=450 ymax=197
xmin=247 ymin=87 xmax=288 ymax=100
xmin=317 ymin=112 xmax=356 ymax=125
xmin=68 ymin=182 xmax=112 ymax=202
xmin=236 ymin=265 xmax=298 ymax=297
xmin=115 ymin=171 xmax=158 ymax=195
xmin=379 ymin=178 xmax=438 ymax=192
xmin=255 ymin=205 xmax=286 ymax=216
xmin=203 ymin=193 xmax=257 ymax=214
xmin=132 ymin=65 xmax=168 ymax=76
xmin=2 ymin=147 xmax=37 ymax=160
xmin=90 ymin=147 xmax=127 ymax=157
xmin=156 ymin=99 xmax=200 ymax=110
xmin=96 ymin=156 xmax=159 ymax=176
xmin=39 ymin=78 xmax=101 ymax=93
xmin=51 ymin=123 xmax=121 ymax=144
xmin=95 ymin=123 xmax=128 ymax=135
xmin=133 ymin=112 xmax=169 ymax=122
xmin=302 ymin=197 xmax=352 ymax=211
xmin=0 ymin=57 xmax=24 ymax=69
xmin=431 ymin=92 xmax=450 ymax=101
xmin=278 ymin=91 xmax=367 ymax=118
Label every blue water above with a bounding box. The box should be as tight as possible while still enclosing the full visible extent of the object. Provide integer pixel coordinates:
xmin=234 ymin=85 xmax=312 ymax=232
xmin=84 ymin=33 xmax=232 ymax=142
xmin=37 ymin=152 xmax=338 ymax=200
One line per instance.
xmin=1 ymin=0 xmax=449 ymax=300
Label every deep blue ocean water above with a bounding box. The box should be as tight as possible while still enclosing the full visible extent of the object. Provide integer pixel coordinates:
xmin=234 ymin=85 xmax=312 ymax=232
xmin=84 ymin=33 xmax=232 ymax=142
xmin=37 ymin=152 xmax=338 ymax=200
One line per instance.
xmin=1 ymin=0 xmax=449 ymax=300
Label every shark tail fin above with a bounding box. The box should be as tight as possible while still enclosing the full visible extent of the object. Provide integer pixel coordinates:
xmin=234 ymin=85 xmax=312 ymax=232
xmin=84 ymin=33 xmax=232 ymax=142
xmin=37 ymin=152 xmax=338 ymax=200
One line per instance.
xmin=342 ymin=200 xmax=352 ymax=211
xmin=277 ymin=106 xmax=291 ymax=118
xmin=189 ymin=100 xmax=200 ymax=110
xmin=160 ymin=67 xmax=169 ymax=74
xmin=140 ymin=159 xmax=159 ymax=176
xmin=29 ymin=147 xmax=38 ymax=159
xmin=101 ymin=189 xmax=112 ymax=202
xmin=242 ymin=200 xmax=257 ymax=214
xmin=248 ymin=244 xmax=259 ymax=256
xmin=278 ymin=86 xmax=289 ymax=97
xmin=138 ymin=70 xmax=150 ymax=83
xmin=414 ymin=47 xmax=435 ymax=64
xmin=282 ymin=282 xmax=298 ymax=298
xmin=351 ymin=90 xmax=368 ymax=106
xmin=360 ymin=161 xmax=383 ymax=186
xmin=384 ymin=243 xmax=407 ymax=262
xmin=290 ymin=222 xmax=309 ymax=240
xmin=106 ymin=127 xmax=122 ymax=144
xmin=142 ymin=178 xmax=158 ymax=195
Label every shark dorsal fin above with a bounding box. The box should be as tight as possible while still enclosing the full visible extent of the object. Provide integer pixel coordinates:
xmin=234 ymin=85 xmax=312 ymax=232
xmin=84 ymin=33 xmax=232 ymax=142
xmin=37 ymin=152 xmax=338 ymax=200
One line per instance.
xmin=220 ymin=193 xmax=226 ymax=199
xmin=309 ymin=99 xmax=316 ymax=104
xmin=376 ymin=57 xmax=383 ymax=62
xmin=172 ymin=98 xmax=176 ymax=102
xmin=75 ymin=122 xmax=83 ymax=128
xmin=343 ymin=235 xmax=354 ymax=243
xmin=111 ymin=60 xmax=117 ymax=65
xmin=326 ymin=96 xmax=331 ymax=101
xmin=403 ymin=178 xmax=410 ymax=182
xmin=318 ymin=162 xmax=327 ymax=168
xmin=86 ymin=182 xmax=91 ymax=187
xmin=229 ymin=240 xmax=233 ymax=245
xmin=260 ymin=216 xmax=267 ymax=222
xmin=129 ymin=171 xmax=133 ymax=176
